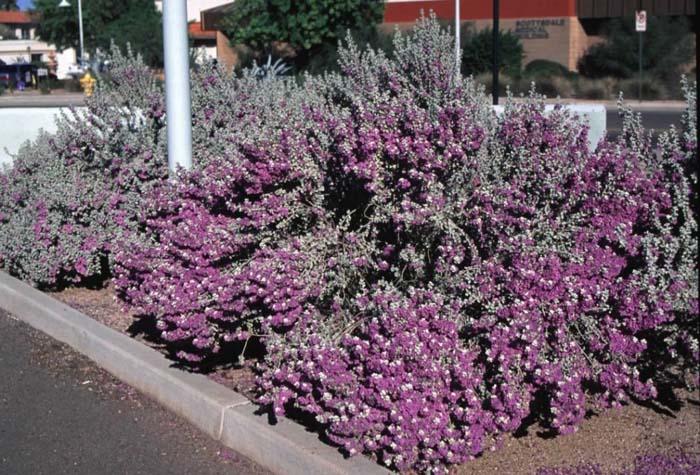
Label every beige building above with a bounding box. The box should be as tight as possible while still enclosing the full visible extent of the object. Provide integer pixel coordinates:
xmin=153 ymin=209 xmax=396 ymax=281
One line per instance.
xmin=0 ymin=11 xmax=76 ymax=79
xmin=384 ymin=0 xmax=697 ymax=71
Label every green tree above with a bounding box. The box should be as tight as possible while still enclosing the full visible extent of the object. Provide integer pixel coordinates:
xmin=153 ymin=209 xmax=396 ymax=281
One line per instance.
xmin=221 ymin=0 xmax=385 ymax=70
xmin=1 ymin=0 xmax=18 ymax=11
xmin=577 ymin=15 xmax=694 ymax=85
xmin=461 ymin=27 xmax=524 ymax=77
xmin=32 ymin=0 xmax=163 ymax=66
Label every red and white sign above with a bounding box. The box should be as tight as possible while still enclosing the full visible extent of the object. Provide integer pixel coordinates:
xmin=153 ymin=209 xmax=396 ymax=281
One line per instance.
xmin=635 ymin=10 xmax=647 ymax=32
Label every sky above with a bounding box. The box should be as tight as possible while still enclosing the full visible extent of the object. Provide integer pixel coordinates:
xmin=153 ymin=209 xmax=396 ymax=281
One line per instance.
xmin=18 ymin=0 xmax=33 ymax=10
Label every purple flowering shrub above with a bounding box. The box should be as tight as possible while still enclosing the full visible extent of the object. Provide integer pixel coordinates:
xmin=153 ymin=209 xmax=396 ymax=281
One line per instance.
xmin=5 ymin=18 xmax=695 ymax=473
xmin=0 ymin=47 xmax=305 ymax=287
xmin=112 ymin=74 xmax=325 ymax=362
xmin=53 ymin=16 xmax=699 ymax=474
xmin=620 ymin=78 xmax=699 ymax=387
xmin=111 ymin=17 xmax=698 ymax=473
xmin=0 ymin=133 xmax=114 ymax=283
xmin=0 ymin=46 xmax=168 ymax=286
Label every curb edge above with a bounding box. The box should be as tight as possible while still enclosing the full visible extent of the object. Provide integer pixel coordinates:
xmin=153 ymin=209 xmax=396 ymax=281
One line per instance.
xmin=0 ymin=271 xmax=390 ymax=475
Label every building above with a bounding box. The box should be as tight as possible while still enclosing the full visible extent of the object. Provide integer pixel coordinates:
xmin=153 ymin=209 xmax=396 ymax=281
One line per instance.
xmin=384 ymin=0 xmax=696 ymax=71
xmin=0 ymin=11 xmax=76 ymax=79
xmin=0 ymin=11 xmax=51 ymax=66
xmin=200 ymin=2 xmax=240 ymax=69
xmin=154 ymin=0 xmax=232 ymax=64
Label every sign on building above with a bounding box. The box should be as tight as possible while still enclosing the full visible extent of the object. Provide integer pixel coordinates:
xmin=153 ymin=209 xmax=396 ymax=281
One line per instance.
xmin=635 ymin=10 xmax=647 ymax=32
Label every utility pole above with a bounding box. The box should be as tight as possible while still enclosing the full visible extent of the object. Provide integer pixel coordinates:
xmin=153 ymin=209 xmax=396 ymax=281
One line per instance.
xmin=163 ymin=0 xmax=193 ymax=172
xmin=455 ymin=0 xmax=460 ymax=74
xmin=492 ymin=0 xmax=500 ymax=105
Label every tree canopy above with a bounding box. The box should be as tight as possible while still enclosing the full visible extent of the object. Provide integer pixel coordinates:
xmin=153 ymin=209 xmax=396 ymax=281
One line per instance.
xmin=1 ymin=0 xmax=18 ymax=11
xmin=221 ymin=0 xmax=385 ymax=69
xmin=577 ymin=15 xmax=695 ymax=83
xmin=461 ymin=27 xmax=524 ymax=77
xmin=32 ymin=0 xmax=163 ymax=66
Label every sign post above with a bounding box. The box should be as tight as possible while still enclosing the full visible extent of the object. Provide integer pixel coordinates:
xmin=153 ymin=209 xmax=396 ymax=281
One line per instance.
xmin=635 ymin=10 xmax=646 ymax=102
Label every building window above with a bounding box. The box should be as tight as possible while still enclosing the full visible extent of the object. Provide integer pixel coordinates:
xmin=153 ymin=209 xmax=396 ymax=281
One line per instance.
xmin=31 ymin=53 xmax=42 ymax=63
xmin=21 ymin=28 xmax=30 ymax=40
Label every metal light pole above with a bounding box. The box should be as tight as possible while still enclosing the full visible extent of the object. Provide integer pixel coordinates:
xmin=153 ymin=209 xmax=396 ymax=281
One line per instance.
xmin=455 ymin=0 xmax=460 ymax=74
xmin=163 ymin=0 xmax=193 ymax=172
xmin=492 ymin=0 xmax=500 ymax=105
xmin=58 ymin=0 xmax=84 ymax=67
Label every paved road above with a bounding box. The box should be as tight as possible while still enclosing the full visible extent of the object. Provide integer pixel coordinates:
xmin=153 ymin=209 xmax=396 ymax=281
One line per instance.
xmin=0 ymin=310 xmax=271 ymax=475
xmin=0 ymin=92 xmax=685 ymax=142
xmin=0 ymin=91 xmax=85 ymax=107
xmin=606 ymin=107 xmax=684 ymax=137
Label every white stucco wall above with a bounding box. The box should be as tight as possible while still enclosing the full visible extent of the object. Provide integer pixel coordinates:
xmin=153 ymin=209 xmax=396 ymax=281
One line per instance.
xmin=0 ymin=39 xmax=53 ymax=64
xmin=0 ymin=104 xmax=606 ymax=169
xmin=191 ymin=45 xmax=217 ymax=63
xmin=0 ymin=107 xmax=84 ymax=166
xmin=54 ymin=48 xmax=77 ymax=80
xmin=492 ymin=104 xmax=606 ymax=152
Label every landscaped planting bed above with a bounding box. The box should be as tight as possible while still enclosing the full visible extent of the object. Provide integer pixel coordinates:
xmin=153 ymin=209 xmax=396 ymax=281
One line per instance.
xmin=1 ymin=17 xmax=697 ymax=474
xmin=49 ymin=285 xmax=700 ymax=475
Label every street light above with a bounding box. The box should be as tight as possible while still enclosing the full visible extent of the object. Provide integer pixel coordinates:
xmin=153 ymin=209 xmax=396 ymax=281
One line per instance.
xmin=162 ymin=0 xmax=193 ymax=172
xmin=58 ymin=0 xmax=84 ymax=68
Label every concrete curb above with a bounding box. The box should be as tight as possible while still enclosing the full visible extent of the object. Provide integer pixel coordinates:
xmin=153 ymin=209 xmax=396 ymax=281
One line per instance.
xmin=0 ymin=271 xmax=390 ymax=475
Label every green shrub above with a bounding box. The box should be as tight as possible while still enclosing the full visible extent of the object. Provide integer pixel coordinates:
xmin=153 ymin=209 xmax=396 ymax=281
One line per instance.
xmin=62 ymin=78 xmax=83 ymax=93
xmin=462 ymin=27 xmax=523 ymax=77
xmin=38 ymin=78 xmax=51 ymax=95
xmin=617 ymin=77 xmax=668 ymax=100
xmin=526 ymin=75 xmax=574 ymax=98
xmin=577 ymin=15 xmax=694 ymax=87
xmin=303 ymin=25 xmax=395 ymax=75
xmin=524 ymin=59 xmax=570 ymax=78
xmin=474 ymin=71 xmax=515 ymax=97
xmin=575 ymin=77 xmax=614 ymax=99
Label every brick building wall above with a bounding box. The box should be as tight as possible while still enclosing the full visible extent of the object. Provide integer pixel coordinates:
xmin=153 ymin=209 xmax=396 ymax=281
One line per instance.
xmin=215 ymin=31 xmax=238 ymax=69
xmin=384 ymin=0 xmax=590 ymax=71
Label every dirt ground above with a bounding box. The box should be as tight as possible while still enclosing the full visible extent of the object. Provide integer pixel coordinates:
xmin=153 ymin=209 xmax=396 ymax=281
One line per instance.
xmin=52 ymin=286 xmax=700 ymax=475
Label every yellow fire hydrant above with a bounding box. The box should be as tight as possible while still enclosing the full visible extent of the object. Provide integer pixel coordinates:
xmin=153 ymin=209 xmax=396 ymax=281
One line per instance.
xmin=80 ymin=71 xmax=96 ymax=97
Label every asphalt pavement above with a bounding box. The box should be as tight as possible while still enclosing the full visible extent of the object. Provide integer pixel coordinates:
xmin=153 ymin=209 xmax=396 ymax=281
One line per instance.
xmin=0 ymin=91 xmax=85 ymax=108
xmin=0 ymin=310 xmax=271 ymax=475
xmin=605 ymin=106 xmax=685 ymax=137
xmin=0 ymin=91 xmax=685 ymax=132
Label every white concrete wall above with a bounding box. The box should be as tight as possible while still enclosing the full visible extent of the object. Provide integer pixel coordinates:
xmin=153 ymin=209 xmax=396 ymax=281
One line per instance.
xmin=0 ymin=107 xmax=85 ymax=167
xmin=492 ymin=104 xmax=606 ymax=152
xmin=0 ymin=104 xmax=606 ymax=168
xmin=55 ymin=48 xmax=77 ymax=80
xmin=191 ymin=45 xmax=217 ymax=63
